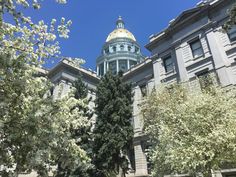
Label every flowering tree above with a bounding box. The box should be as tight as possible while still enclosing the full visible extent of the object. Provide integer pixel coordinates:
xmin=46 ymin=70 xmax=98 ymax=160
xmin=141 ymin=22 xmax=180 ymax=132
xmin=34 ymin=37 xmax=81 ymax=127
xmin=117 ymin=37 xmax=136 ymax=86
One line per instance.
xmin=0 ymin=1 xmax=90 ymax=176
xmin=142 ymin=84 xmax=236 ymax=177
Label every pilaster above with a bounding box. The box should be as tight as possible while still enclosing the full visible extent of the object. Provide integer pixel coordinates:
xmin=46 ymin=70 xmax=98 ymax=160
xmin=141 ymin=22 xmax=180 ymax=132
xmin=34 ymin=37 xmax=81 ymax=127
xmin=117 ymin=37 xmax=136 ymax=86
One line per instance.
xmin=206 ymin=28 xmax=235 ymax=86
xmin=175 ymin=44 xmax=189 ymax=82
xmin=152 ymin=58 xmax=161 ymax=86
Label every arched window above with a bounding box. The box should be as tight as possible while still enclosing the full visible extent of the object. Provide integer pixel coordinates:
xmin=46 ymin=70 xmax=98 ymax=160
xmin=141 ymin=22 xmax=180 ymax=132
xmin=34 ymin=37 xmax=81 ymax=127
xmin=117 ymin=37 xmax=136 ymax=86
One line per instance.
xmin=128 ymin=46 xmax=132 ymax=52
xmin=104 ymin=48 xmax=109 ymax=54
xmin=120 ymin=45 xmax=124 ymax=51
xmin=135 ymin=46 xmax=139 ymax=53
xmin=112 ymin=46 xmax=117 ymax=52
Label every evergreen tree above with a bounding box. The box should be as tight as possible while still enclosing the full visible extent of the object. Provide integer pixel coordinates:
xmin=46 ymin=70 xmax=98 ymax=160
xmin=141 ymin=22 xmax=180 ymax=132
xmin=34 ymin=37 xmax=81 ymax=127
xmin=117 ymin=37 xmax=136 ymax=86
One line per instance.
xmin=73 ymin=74 xmax=89 ymax=100
xmin=93 ymin=71 xmax=133 ymax=177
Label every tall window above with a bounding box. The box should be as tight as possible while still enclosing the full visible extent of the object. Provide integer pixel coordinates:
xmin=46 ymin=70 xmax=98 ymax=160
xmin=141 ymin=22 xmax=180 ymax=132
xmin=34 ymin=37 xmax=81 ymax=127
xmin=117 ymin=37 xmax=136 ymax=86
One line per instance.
xmin=135 ymin=46 xmax=139 ymax=53
xmin=128 ymin=46 xmax=132 ymax=52
xmin=112 ymin=46 xmax=117 ymax=52
xmin=163 ymin=55 xmax=174 ymax=73
xmin=104 ymin=48 xmax=109 ymax=54
xmin=228 ymin=26 xmax=236 ymax=42
xmin=99 ymin=63 xmax=104 ymax=76
xmin=120 ymin=45 xmax=124 ymax=51
xmin=119 ymin=60 xmax=127 ymax=72
xmin=190 ymin=39 xmax=203 ymax=58
xmin=109 ymin=61 xmax=117 ymax=74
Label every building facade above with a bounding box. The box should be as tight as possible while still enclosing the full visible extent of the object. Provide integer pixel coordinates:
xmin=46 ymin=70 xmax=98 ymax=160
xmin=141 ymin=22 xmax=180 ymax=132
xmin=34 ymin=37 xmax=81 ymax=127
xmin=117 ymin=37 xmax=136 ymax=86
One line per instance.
xmin=19 ymin=0 xmax=236 ymax=176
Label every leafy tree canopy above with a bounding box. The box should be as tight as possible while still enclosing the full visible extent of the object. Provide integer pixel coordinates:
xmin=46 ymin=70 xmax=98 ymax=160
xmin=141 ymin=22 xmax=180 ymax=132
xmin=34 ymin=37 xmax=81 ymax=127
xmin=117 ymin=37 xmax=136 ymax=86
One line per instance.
xmin=142 ymin=84 xmax=236 ymax=177
xmin=0 ymin=1 xmax=90 ymax=176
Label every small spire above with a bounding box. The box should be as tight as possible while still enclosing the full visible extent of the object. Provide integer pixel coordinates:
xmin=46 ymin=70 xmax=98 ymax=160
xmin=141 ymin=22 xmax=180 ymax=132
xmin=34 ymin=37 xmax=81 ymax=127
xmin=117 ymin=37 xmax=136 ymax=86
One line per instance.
xmin=116 ymin=16 xmax=125 ymax=29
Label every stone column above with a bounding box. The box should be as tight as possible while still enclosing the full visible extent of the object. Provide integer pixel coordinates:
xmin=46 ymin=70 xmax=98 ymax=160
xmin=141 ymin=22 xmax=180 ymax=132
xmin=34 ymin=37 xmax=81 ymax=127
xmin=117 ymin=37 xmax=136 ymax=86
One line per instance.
xmin=132 ymin=86 xmax=142 ymax=134
xmin=152 ymin=59 xmax=161 ymax=86
xmin=175 ymin=44 xmax=189 ymax=82
xmin=206 ymin=28 xmax=235 ymax=86
xmin=128 ymin=60 xmax=130 ymax=70
xmin=96 ymin=66 xmax=99 ymax=75
xmin=104 ymin=61 xmax=106 ymax=74
xmin=116 ymin=60 xmax=119 ymax=73
xmin=132 ymin=86 xmax=148 ymax=176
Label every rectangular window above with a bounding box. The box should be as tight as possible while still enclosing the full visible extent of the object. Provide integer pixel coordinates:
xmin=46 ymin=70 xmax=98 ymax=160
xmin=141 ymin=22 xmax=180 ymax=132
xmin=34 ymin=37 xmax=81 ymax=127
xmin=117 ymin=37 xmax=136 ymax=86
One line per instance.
xmin=109 ymin=61 xmax=117 ymax=74
xmin=104 ymin=48 xmax=109 ymax=54
xmin=190 ymin=39 xmax=204 ymax=58
xmin=99 ymin=63 xmax=104 ymax=76
xmin=163 ymin=55 xmax=174 ymax=73
xmin=118 ymin=60 xmax=127 ymax=72
xmin=228 ymin=26 xmax=236 ymax=42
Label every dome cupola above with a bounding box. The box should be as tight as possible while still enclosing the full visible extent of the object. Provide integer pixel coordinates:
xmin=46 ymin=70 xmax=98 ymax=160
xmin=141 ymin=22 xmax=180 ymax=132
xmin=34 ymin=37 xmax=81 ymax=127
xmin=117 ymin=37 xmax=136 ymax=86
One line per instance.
xmin=96 ymin=16 xmax=144 ymax=76
xmin=106 ymin=16 xmax=136 ymax=42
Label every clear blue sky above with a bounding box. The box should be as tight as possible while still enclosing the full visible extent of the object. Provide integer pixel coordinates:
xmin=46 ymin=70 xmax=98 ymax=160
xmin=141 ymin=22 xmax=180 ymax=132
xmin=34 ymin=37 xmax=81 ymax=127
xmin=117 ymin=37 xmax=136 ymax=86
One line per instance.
xmin=21 ymin=0 xmax=200 ymax=70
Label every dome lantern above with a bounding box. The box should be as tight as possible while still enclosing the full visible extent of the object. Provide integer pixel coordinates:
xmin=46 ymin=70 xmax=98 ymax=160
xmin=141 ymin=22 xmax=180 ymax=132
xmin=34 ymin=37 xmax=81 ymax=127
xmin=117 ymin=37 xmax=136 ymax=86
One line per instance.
xmin=116 ymin=16 xmax=125 ymax=29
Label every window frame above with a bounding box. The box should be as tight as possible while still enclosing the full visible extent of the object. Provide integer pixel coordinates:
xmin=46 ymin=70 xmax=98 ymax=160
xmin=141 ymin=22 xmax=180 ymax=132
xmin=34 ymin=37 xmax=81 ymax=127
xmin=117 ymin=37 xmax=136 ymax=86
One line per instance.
xmin=228 ymin=26 xmax=236 ymax=42
xmin=99 ymin=63 xmax=104 ymax=76
xmin=104 ymin=48 xmax=109 ymax=54
xmin=162 ymin=55 xmax=174 ymax=73
xmin=128 ymin=46 xmax=132 ymax=52
xmin=118 ymin=60 xmax=128 ymax=72
xmin=135 ymin=46 xmax=139 ymax=53
xmin=120 ymin=44 xmax=124 ymax=51
xmin=189 ymin=38 xmax=204 ymax=59
xmin=108 ymin=60 xmax=117 ymax=74
xmin=112 ymin=46 xmax=117 ymax=52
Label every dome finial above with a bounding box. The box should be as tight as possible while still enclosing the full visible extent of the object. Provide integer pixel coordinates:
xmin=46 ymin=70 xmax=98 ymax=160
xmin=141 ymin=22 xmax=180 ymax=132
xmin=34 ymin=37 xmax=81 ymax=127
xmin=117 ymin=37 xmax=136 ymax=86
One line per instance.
xmin=116 ymin=16 xmax=125 ymax=29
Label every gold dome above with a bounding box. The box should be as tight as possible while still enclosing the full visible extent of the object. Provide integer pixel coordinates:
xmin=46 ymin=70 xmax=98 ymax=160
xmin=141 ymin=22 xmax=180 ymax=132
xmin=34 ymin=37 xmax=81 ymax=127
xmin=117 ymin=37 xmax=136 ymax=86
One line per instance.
xmin=106 ymin=16 xmax=136 ymax=42
xmin=106 ymin=28 xmax=136 ymax=42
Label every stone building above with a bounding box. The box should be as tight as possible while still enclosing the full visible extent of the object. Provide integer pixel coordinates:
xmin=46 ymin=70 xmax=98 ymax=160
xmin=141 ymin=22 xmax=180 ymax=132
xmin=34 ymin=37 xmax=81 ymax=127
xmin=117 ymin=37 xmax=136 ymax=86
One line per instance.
xmin=19 ymin=0 xmax=236 ymax=176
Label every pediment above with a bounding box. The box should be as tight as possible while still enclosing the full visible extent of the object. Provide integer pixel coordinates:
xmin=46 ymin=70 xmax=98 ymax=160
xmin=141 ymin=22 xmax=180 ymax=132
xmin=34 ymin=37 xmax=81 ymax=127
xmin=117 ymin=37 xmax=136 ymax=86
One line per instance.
xmin=169 ymin=6 xmax=205 ymax=27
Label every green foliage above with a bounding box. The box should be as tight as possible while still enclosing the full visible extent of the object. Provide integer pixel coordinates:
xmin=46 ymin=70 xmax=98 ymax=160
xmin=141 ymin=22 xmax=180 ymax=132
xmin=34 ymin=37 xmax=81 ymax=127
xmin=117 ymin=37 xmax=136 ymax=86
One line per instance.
xmin=73 ymin=74 xmax=89 ymax=100
xmin=142 ymin=84 xmax=236 ymax=177
xmin=0 ymin=53 xmax=90 ymax=176
xmin=93 ymin=71 xmax=133 ymax=177
xmin=56 ymin=75 xmax=94 ymax=177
